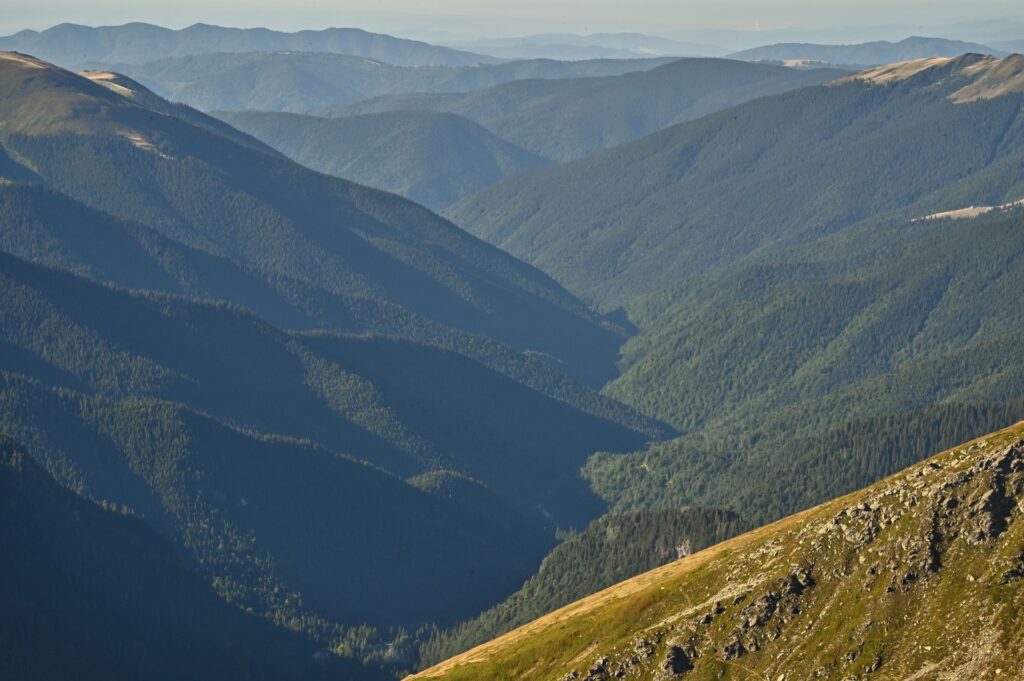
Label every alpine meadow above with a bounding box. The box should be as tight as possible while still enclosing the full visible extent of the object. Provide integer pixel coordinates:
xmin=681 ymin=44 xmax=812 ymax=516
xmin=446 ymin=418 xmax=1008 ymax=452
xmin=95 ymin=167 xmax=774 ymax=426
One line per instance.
xmin=2 ymin=3 xmax=1024 ymax=680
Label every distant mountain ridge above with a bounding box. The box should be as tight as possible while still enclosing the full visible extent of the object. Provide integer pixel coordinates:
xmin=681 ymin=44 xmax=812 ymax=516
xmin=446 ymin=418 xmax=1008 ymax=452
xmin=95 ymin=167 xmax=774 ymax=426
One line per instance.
xmin=330 ymin=58 xmax=845 ymax=162
xmin=446 ymin=32 xmax=717 ymax=61
xmin=729 ymin=35 xmax=1003 ymax=65
xmin=216 ymin=109 xmax=548 ymax=210
xmin=110 ymin=51 xmax=675 ymax=113
xmin=0 ymin=22 xmax=499 ymax=68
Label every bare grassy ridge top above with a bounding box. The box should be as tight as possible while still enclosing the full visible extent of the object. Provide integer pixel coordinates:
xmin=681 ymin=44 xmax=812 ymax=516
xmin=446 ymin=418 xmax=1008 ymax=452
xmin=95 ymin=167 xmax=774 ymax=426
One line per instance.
xmin=413 ymin=421 xmax=1024 ymax=680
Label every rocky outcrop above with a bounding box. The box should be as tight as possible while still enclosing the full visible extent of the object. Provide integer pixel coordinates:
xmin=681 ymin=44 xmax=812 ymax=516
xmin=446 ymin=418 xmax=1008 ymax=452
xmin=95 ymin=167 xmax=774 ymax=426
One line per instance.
xmin=545 ymin=436 xmax=1024 ymax=681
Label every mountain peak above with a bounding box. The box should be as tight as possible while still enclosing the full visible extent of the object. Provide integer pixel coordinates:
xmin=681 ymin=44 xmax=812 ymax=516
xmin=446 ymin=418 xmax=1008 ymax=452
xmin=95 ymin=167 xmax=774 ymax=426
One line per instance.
xmin=0 ymin=51 xmax=129 ymax=136
xmin=840 ymin=52 xmax=1024 ymax=102
xmin=0 ymin=50 xmax=52 ymax=71
xmin=79 ymin=70 xmax=150 ymax=99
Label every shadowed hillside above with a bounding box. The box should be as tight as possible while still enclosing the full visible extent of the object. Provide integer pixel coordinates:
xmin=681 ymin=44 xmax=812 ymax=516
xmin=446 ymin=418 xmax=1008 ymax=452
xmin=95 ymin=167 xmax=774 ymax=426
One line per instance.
xmin=217 ymin=110 xmax=548 ymax=210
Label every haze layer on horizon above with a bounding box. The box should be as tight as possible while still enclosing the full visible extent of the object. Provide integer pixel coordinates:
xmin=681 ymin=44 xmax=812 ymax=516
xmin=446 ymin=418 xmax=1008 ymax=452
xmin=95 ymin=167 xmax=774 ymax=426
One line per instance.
xmin=3 ymin=0 xmax=1024 ymax=44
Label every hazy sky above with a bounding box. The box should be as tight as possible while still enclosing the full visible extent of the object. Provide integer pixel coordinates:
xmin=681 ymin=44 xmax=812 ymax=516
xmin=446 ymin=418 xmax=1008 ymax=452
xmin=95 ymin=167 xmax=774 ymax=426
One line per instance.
xmin=3 ymin=0 xmax=1023 ymax=40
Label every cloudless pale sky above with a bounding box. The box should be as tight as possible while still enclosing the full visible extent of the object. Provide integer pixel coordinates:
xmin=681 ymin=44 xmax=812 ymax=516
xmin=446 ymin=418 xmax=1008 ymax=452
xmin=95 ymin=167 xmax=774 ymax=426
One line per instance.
xmin=2 ymin=0 xmax=1023 ymax=40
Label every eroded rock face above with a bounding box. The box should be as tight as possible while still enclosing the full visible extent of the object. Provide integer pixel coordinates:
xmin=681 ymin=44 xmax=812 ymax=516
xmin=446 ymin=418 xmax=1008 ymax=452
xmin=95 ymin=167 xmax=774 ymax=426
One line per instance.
xmin=557 ymin=438 xmax=1024 ymax=680
xmin=659 ymin=644 xmax=694 ymax=677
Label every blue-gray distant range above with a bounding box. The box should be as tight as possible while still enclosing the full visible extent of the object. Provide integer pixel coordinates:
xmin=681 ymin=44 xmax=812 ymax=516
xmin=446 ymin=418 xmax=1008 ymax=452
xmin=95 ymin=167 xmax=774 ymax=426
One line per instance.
xmin=0 ymin=22 xmax=501 ymax=67
xmin=728 ymin=35 xmax=1005 ymax=65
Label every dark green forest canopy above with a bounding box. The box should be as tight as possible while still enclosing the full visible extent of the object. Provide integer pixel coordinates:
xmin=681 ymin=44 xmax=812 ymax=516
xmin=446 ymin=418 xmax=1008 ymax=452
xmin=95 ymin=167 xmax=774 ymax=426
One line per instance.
xmin=0 ymin=180 xmax=664 ymax=438
xmin=216 ymin=109 xmax=548 ymax=211
xmin=583 ymin=204 xmax=1024 ymax=526
xmin=0 ymin=435 xmax=376 ymax=680
xmin=447 ymin=56 xmax=1024 ymax=308
xmin=0 ymin=251 xmax=646 ymax=526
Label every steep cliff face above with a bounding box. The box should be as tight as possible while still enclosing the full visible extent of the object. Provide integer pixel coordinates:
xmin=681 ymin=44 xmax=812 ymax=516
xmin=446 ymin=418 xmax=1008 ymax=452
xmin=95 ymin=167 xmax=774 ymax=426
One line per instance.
xmin=412 ymin=422 xmax=1024 ymax=680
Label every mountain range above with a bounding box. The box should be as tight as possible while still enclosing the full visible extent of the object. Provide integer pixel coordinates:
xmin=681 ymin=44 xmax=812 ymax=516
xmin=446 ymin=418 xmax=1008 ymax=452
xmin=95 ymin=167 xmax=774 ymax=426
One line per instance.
xmin=448 ymin=53 xmax=1024 ymax=307
xmin=5 ymin=21 xmax=1024 ymax=681
xmin=0 ymin=50 xmax=678 ymax=675
xmin=108 ymin=52 xmax=675 ymax=113
xmin=0 ymin=22 xmax=498 ymax=68
xmin=0 ymin=50 xmax=633 ymax=387
xmin=326 ymin=59 xmax=845 ymax=162
xmin=445 ymin=51 xmax=1024 ymax=557
xmin=729 ymin=35 xmax=1004 ymax=65
xmin=444 ymin=33 xmax=717 ymax=61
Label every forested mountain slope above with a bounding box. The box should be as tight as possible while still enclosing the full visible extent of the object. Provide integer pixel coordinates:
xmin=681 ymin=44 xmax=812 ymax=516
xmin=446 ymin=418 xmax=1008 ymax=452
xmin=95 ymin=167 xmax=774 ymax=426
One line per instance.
xmin=0 ymin=248 xmax=660 ymax=672
xmin=328 ymin=59 xmax=844 ymax=162
xmin=0 ymin=374 xmax=552 ymax=632
xmin=412 ymin=423 xmax=1024 ymax=680
xmin=112 ymin=52 xmax=674 ymax=112
xmin=0 ymin=180 xmax=664 ymax=438
xmin=581 ymin=177 xmax=1024 ymax=532
xmin=448 ymin=53 xmax=1024 ymax=308
xmin=607 ymin=203 xmax=1024 ymax=433
xmin=0 ymin=51 xmax=626 ymax=386
xmin=217 ymin=110 xmax=547 ymax=210
xmin=0 ymin=436 xmax=372 ymax=680
xmin=0 ymin=22 xmax=497 ymax=68
xmin=420 ymin=508 xmax=746 ymax=667
xmin=0 ymin=251 xmax=645 ymax=528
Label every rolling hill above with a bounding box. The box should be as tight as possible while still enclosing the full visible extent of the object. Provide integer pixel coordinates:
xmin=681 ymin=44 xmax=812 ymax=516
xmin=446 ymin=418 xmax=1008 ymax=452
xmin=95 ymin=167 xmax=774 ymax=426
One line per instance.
xmin=0 ymin=436 xmax=372 ymax=680
xmin=0 ymin=51 xmax=627 ymax=387
xmin=410 ymin=422 xmax=1024 ymax=680
xmin=729 ymin=35 xmax=1003 ymax=65
xmin=217 ymin=110 xmax=547 ymax=210
xmin=328 ymin=58 xmax=845 ymax=162
xmin=111 ymin=52 xmax=675 ymax=113
xmin=447 ymin=53 xmax=1024 ymax=307
xmin=0 ymin=22 xmax=497 ymax=68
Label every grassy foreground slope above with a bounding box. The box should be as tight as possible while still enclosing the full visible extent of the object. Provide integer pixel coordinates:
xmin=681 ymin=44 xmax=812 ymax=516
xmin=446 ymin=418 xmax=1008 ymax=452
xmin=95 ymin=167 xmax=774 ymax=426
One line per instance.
xmin=419 ymin=508 xmax=746 ymax=667
xmin=412 ymin=422 xmax=1024 ymax=680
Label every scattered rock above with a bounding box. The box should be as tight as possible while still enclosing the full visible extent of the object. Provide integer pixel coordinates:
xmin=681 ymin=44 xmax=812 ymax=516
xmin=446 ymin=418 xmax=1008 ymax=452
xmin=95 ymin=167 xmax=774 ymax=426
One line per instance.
xmin=660 ymin=645 xmax=693 ymax=676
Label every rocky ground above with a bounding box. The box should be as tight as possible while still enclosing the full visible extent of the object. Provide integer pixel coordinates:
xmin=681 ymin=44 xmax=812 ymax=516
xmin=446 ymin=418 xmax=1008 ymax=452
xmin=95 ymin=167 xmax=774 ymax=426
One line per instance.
xmin=413 ymin=423 xmax=1024 ymax=681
